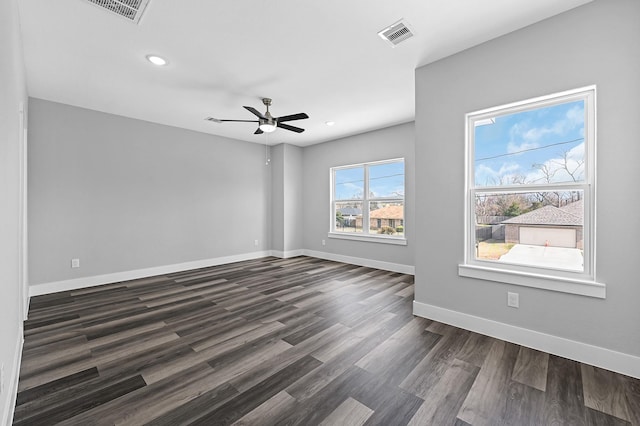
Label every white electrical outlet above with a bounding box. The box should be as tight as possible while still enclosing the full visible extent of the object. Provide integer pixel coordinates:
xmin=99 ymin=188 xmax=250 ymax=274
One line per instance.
xmin=507 ymin=292 xmax=519 ymax=308
xmin=254 ymin=240 xmax=259 ymax=247
xmin=71 ymin=258 xmax=80 ymax=268
xmin=322 ymin=239 xmax=326 ymax=246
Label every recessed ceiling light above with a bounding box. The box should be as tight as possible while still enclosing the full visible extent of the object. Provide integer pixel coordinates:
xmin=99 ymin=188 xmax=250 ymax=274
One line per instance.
xmin=146 ymin=55 xmax=167 ymax=66
xmin=325 ymin=121 xmax=335 ymax=126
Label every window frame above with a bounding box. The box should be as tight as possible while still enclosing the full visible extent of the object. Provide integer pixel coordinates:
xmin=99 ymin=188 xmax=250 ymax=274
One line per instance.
xmin=458 ymin=86 xmax=605 ymax=298
xmin=329 ymin=158 xmax=406 ymax=245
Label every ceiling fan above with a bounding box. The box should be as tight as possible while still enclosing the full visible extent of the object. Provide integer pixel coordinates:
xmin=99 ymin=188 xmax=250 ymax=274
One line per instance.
xmin=206 ymin=98 xmax=309 ymax=134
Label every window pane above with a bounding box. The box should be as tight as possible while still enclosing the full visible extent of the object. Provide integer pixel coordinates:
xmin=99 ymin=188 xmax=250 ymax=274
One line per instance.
xmin=369 ymin=201 xmax=404 ymax=236
xmin=369 ymin=162 xmax=404 ymax=198
xmin=474 ymin=100 xmax=585 ymax=187
xmin=335 ymin=201 xmax=363 ymax=233
xmin=334 ymin=167 xmax=364 ymax=200
xmin=474 ymin=190 xmax=584 ymax=271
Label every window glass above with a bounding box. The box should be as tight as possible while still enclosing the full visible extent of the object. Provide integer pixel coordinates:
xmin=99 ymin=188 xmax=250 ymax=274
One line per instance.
xmin=331 ymin=159 xmax=404 ymax=238
xmin=475 ymin=100 xmax=585 ymax=187
xmin=370 ymin=201 xmax=404 ymax=236
xmin=369 ymin=162 xmax=405 ymax=198
xmin=474 ymin=190 xmax=584 ymax=271
xmin=334 ymin=167 xmax=364 ymax=200
xmin=335 ymin=201 xmax=363 ymax=233
xmin=465 ymin=87 xmax=595 ymax=283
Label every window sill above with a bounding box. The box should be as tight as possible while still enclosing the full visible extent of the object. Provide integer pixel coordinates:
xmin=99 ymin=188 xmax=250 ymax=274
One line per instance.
xmin=328 ymin=232 xmax=407 ymax=246
xmin=458 ymin=264 xmax=605 ymax=298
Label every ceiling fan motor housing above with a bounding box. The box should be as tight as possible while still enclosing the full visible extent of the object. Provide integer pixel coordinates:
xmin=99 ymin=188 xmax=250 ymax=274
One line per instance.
xmin=260 ymin=98 xmax=277 ymax=131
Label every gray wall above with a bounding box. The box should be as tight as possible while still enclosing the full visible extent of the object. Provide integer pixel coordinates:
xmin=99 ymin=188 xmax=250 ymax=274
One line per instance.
xmin=270 ymin=143 xmax=304 ymax=254
xmin=270 ymin=144 xmax=285 ymax=252
xmin=28 ymin=99 xmax=271 ymax=285
xmin=27 ymin=100 xmax=413 ymax=287
xmin=283 ymin=144 xmax=304 ymax=252
xmin=302 ymin=122 xmax=415 ymax=267
xmin=415 ymin=0 xmax=640 ymax=356
xmin=1 ymin=0 xmax=27 ymax=419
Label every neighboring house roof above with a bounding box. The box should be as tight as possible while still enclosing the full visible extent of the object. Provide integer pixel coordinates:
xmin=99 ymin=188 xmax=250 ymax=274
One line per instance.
xmin=369 ymin=205 xmax=403 ymax=220
xmin=502 ymin=205 xmax=582 ymax=226
xmin=337 ymin=207 xmax=362 ymax=216
xmin=559 ymin=198 xmax=584 ymax=217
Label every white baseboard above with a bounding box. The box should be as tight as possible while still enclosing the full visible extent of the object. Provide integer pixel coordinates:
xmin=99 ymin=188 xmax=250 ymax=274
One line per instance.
xmin=266 ymin=248 xmax=416 ymax=275
xmin=29 ymin=251 xmax=272 ymax=297
xmin=270 ymin=249 xmax=305 ymax=259
xmin=29 ymin=249 xmax=415 ymax=298
xmin=303 ymin=249 xmax=414 ymax=275
xmin=2 ymin=326 xmax=23 ymax=426
xmin=413 ymin=301 xmax=640 ymax=380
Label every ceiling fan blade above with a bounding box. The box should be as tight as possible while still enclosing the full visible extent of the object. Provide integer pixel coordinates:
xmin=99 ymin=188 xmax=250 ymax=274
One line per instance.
xmin=205 ymin=117 xmax=258 ymax=123
xmin=277 ymin=122 xmax=305 ymax=133
xmin=244 ymin=106 xmax=266 ymax=119
xmin=254 ymin=128 xmax=264 ymax=135
xmin=276 ymin=113 xmax=309 ymax=122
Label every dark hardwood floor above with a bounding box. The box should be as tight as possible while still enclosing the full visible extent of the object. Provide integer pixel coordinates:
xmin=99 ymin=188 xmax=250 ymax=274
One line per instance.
xmin=14 ymin=256 xmax=640 ymax=425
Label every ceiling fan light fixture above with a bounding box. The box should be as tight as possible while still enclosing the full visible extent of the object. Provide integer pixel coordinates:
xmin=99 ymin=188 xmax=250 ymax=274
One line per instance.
xmin=259 ymin=119 xmax=277 ymax=133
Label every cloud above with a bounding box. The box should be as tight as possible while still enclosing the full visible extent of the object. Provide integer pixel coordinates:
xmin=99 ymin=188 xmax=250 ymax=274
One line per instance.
xmin=566 ymin=142 xmax=584 ymax=160
xmin=477 ymin=141 xmax=585 ymax=186
xmin=336 ymin=182 xmax=363 ymax=198
xmin=507 ymin=104 xmax=584 ymax=153
xmin=523 ymin=142 xmax=585 ymax=184
xmin=565 ymin=105 xmax=584 ymax=128
xmin=475 ymin=162 xmax=522 ymax=186
xmin=507 ymin=140 xmax=539 ymax=154
xmin=370 ymin=184 xmax=404 ymax=198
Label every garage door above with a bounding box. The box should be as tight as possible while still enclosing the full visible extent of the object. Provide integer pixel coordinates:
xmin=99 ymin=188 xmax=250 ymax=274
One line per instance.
xmin=519 ymin=227 xmax=576 ymax=248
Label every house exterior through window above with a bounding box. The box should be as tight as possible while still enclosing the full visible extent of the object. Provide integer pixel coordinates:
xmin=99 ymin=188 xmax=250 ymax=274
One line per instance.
xmin=459 ymin=86 xmax=604 ymax=297
xmin=330 ymin=158 xmax=405 ymax=244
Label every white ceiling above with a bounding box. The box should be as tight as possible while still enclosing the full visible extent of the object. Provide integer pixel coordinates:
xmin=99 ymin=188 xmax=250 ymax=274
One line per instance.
xmin=17 ymin=0 xmax=593 ymax=147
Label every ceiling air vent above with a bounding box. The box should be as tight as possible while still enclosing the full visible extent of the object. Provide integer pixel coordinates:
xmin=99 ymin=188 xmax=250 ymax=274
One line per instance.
xmin=84 ymin=0 xmax=151 ymax=24
xmin=378 ymin=19 xmax=414 ymax=47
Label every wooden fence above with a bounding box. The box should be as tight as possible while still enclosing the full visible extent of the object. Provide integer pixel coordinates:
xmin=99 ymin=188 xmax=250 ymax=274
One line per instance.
xmin=476 ymin=226 xmax=493 ymax=241
xmin=476 ymin=224 xmax=505 ymax=241
xmin=476 ymin=215 xmax=510 ymax=225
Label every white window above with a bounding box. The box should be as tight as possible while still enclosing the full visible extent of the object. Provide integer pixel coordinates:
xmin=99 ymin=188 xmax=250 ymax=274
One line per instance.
xmin=459 ymin=86 xmax=605 ymax=298
xmin=330 ymin=158 xmax=406 ymax=245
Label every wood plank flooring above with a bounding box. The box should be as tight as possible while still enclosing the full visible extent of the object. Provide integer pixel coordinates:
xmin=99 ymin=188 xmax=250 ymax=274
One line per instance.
xmin=14 ymin=256 xmax=640 ymax=425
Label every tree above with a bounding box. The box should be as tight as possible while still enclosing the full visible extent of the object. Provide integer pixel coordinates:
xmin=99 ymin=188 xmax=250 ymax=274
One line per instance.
xmin=530 ymin=149 xmax=585 ymax=207
xmin=503 ymin=202 xmax=522 ymax=217
xmin=531 ymin=162 xmax=562 ymax=207
xmin=525 ymin=200 xmax=543 ymax=213
xmin=552 ymin=150 xmax=584 ymax=182
xmin=475 ymin=148 xmax=585 ymax=219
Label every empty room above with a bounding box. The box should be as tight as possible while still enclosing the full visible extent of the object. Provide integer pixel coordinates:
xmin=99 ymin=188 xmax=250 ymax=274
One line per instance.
xmin=1 ymin=0 xmax=639 ymax=424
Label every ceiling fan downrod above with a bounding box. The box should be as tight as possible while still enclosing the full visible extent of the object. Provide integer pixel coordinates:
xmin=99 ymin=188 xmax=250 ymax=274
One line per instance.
xmin=260 ymin=98 xmax=277 ymax=132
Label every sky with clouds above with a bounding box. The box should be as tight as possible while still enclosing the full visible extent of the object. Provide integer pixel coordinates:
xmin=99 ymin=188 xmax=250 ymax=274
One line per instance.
xmin=335 ymin=161 xmax=404 ymax=200
xmin=474 ymin=100 xmax=585 ymax=187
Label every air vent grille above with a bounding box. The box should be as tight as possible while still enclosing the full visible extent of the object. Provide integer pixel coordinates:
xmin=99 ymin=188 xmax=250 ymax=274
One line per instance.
xmin=85 ymin=0 xmax=151 ymax=24
xmin=378 ymin=20 xmax=414 ymax=47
